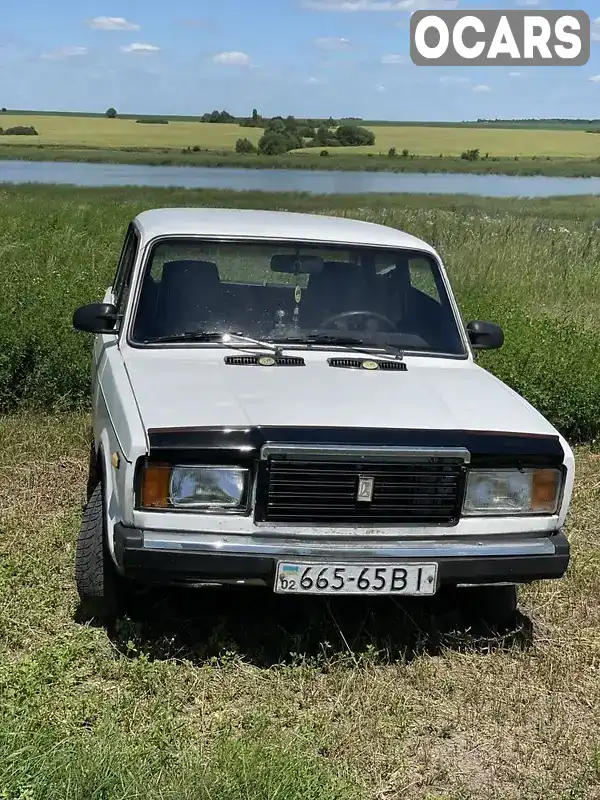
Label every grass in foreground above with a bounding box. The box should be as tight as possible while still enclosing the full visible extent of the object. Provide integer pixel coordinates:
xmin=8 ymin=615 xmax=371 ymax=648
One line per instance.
xmin=1 ymin=185 xmax=600 ymax=441
xmin=1 ymin=412 xmax=600 ymax=799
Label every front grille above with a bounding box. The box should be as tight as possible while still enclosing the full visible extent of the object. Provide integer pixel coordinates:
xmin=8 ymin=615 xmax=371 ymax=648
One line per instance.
xmin=260 ymin=455 xmax=464 ymax=525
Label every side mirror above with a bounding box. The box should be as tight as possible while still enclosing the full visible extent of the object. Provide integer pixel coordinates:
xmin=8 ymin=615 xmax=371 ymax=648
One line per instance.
xmin=466 ymin=320 xmax=504 ymax=351
xmin=73 ymin=303 xmax=119 ymax=334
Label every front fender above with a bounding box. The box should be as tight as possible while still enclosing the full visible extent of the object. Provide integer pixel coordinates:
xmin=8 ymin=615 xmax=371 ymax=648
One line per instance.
xmin=557 ymin=432 xmax=575 ymax=530
xmin=93 ymin=342 xmax=148 ymax=564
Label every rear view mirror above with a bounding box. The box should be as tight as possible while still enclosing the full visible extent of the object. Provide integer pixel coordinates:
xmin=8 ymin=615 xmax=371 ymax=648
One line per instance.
xmin=466 ymin=320 xmax=504 ymax=350
xmin=270 ymin=254 xmax=324 ymax=274
xmin=73 ymin=303 xmax=119 ymax=334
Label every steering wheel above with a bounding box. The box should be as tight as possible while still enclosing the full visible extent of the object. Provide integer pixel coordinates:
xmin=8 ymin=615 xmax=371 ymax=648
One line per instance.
xmin=320 ymin=310 xmax=398 ymax=333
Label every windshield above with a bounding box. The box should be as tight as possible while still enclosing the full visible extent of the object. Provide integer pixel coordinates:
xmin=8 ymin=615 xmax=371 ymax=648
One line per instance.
xmin=129 ymin=238 xmax=467 ymax=356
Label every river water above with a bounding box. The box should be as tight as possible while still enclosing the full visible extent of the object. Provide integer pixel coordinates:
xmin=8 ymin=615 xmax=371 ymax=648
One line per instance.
xmin=2 ymin=159 xmax=600 ymax=197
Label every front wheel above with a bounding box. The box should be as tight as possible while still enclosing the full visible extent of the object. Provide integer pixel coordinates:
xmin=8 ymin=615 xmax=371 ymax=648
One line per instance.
xmin=75 ymin=483 xmax=124 ymax=624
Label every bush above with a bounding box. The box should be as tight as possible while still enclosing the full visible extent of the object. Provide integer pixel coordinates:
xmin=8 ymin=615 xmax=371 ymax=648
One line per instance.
xmin=2 ymin=126 xmax=38 ymax=136
xmin=388 ymin=147 xmax=396 ymax=157
xmin=135 ymin=118 xmax=169 ymax=124
xmin=201 ymin=110 xmax=235 ymax=123
xmin=240 ymin=108 xmax=265 ymax=128
xmin=320 ymin=149 xmax=330 ymax=157
xmin=402 ymin=149 xmax=409 ymax=157
xmin=235 ymin=137 xmax=256 ymax=154
xmin=310 ymin=126 xmax=338 ymax=148
xmin=258 ymin=132 xmax=291 ymax=155
xmin=461 ymin=148 xmax=480 ymax=161
xmin=334 ymin=125 xmax=375 ymax=147
xmin=256 ymin=129 xmax=300 ymax=155
xmin=105 ymin=108 xmax=117 ymax=119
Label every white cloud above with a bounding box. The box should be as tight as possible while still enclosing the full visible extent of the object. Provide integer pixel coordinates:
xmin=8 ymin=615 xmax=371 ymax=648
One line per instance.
xmin=212 ymin=51 xmax=251 ymax=66
xmin=589 ymin=75 xmax=600 ymax=83
xmin=509 ymin=71 xmax=522 ymax=77
xmin=377 ymin=85 xmax=387 ymax=92
xmin=303 ymin=0 xmax=458 ymax=10
xmin=41 ymin=45 xmax=87 ymax=60
xmin=439 ymin=75 xmax=470 ymax=83
xmin=381 ymin=53 xmax=407 ymax=64
xmin=307 ymin=76 xmax=325 ymax=84
xmin=592 ymin=17 xmax=600 ymax=42
xmin=473 ymin=84 xmax=491 ymax=92
xmin=515 ymin=0 xmax=541 ymax=5
xmin=314 ymin=37 xmax=351 ymax=50
xmin=87 ymin=16 xmax=140 ymax=31
xmin=121 ymin=42 xmax=160 ymax=53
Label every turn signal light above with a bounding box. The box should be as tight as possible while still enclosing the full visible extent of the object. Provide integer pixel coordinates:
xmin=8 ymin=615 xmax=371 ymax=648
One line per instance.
xmin=531 ymin=469 xmax=561 ymax=513
xmin=140 ymin=462 xmax=171 ymax=508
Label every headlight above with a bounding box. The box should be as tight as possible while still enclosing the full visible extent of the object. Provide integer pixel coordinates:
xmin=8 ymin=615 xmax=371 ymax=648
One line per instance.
xmin=463 ymin=468 xmax=562 ymax=516
xmin=140 ymin=463 xmax=248 ymax=511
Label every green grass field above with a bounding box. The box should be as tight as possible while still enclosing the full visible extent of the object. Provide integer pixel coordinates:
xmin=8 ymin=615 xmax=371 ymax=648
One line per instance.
xmin=4 ymin=113 xmax=600 ymax=159
xmin=3 ymin=186 xmax=600 ymax=797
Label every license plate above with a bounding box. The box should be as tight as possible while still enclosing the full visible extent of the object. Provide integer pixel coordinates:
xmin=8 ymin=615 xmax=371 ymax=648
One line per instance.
xmin=274 ymin=563 xmax=438 ymax=596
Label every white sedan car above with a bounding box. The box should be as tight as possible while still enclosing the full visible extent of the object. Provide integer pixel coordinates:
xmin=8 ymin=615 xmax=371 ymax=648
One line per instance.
xmin=72 ymin=208 xmax=574 ymax=625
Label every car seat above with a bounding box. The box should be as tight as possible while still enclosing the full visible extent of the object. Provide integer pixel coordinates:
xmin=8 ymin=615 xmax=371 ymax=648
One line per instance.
xmin=300 ymin=261 xmax=377 ymax=329
xmin=154 ymin=260 xmax=223 ymax=336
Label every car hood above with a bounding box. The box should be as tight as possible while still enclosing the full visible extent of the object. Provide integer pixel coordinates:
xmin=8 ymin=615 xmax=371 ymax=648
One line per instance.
xmin=122 ymin=349 xmax=558 ymax=437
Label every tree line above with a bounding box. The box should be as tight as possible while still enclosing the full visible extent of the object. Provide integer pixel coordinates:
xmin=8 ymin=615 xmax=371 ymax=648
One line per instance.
xmin=234 ymin=111 xmax=375 ymax=155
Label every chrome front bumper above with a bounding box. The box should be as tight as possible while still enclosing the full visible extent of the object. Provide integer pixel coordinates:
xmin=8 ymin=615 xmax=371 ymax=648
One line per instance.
xmin=113 ymin=524 xmax=570 ymax=588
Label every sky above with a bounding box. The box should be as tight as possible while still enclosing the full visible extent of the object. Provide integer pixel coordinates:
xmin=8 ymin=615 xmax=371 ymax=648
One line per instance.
xmin=2 ymin=0 xmax=600 ymax=120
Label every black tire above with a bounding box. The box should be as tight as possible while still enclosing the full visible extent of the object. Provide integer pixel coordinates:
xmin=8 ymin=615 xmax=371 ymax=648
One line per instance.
xmin=457 ymin=584 xmax=518 ymax=629
xmin=75 ymin=483 xmax=123 ymax=624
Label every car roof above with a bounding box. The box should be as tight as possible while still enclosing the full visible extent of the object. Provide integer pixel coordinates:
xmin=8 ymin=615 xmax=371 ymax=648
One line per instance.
xmin=133 ymin=208 xmax=437 ymax=255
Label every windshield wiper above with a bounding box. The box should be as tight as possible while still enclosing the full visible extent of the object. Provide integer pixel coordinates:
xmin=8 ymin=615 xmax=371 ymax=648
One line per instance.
xmin=269 ymin=333 xmax=404 ymax=358
xmin=143 ymin=330 xmax=280 ymax=352
xmin=271 ymin=333 xmax=367 ymax=346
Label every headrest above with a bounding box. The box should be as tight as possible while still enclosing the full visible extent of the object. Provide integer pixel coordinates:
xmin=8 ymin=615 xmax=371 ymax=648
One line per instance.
xmin=314 ymin=261 xmax=361 ymax=280
xmin=160 ymin=259 xmax=220 ymax=288
xmin=308 ymin=261 xmax=374 ymax=289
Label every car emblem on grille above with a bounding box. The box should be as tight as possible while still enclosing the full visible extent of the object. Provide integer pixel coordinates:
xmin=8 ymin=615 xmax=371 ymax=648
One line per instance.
xmin=357 ymin=475 xmax=375 ymax=502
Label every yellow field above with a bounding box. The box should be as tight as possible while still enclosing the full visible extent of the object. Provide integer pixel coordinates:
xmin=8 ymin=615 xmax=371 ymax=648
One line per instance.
xmin=301 ymin=125 xmax=600 ymax=158
xmin=2 ymin=114 xmax=600 ymax=158
xmin=0 ymin=115 xmax=263 ymax=150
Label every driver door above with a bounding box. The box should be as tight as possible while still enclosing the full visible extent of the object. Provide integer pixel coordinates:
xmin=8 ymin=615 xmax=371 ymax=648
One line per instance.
xmin=92 ymin=224 xmax=139 ymax=427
